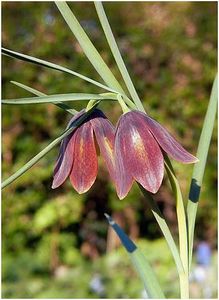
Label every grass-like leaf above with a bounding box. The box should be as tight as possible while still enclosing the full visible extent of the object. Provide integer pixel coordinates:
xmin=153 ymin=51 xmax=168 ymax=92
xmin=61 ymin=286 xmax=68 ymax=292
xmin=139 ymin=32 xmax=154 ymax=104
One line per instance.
xmin=95 ymin=2 xmax=145 ymax=112
xmin=2 ymin=47 xmax=117 ymax=94
xmin=2 ymin=92 xmax=117 ymax=105
xmin=10 ymin=81 xmax=77 ymax=115
xmin=187 ymin=74 xmax=218 ymax=269
xmin=2 ymin=102 xmax=100 ymax=189
xmin=55 ymin=2 xmax=125 ymax=95
xmin=165 ymin=159 xmax=189 ymax=298
xmin=104 ymin=213 xmax=165 ymax=299
xmin=138 ymin=184 xmax=184 ymax=277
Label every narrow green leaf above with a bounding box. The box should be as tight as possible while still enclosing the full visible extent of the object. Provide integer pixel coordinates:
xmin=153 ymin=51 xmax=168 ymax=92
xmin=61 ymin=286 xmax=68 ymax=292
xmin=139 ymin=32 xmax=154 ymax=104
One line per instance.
xmin=104 ymin=213 xmax=165 ymax=299
xmin=94 ymin=2 xmax=145 ymax=112
xmin=138 ymin=184 xmax=184 ymax=276
xmin=2 ymin=47 xmax=118 ymax=94
xmin=165 ymin=159 xmax=189 ymax=298
xmin=2 ymin=92 xmax=117 ymax=105
xmin=1 ymin=102 xmax=100 ymax=189
xmin=10 ymin=81 xmax=77 ymax=115
xmin=55 ymin=2 xmax=125 ymax=95
xmin=187 ymin=74 xmax=218 ymax=269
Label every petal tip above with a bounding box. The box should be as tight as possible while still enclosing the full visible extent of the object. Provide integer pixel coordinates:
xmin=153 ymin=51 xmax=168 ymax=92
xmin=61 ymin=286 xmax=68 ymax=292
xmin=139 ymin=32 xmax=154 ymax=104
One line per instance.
xmin=117 ymin=189 xmax=128 ymax=200
xmin=51 ymin=182 xmax=58 ymax=189
xmin=75 ymin=186 xmax=90 ymax=194
xmin=183 ymin=155 xmax=199 ymax=164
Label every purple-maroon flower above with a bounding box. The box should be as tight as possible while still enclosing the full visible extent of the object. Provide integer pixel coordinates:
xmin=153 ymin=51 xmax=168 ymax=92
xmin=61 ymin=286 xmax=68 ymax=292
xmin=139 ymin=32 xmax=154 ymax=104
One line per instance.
xmin=52 ymin=109 xmax=116 ymax=193
xmin=114 ymin=110 xmax=198 ymax=199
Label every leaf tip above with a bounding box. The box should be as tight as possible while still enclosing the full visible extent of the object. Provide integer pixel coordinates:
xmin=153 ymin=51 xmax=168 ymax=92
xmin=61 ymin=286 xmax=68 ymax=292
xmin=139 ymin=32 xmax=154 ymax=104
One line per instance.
xmin=104 ymin=213 xmax=115 ymax=225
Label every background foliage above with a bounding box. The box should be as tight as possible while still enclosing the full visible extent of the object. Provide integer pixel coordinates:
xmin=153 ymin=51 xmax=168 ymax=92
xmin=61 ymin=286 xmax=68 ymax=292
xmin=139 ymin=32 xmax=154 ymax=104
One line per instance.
xmin=2 ymin=2 xmax=217 ymax=298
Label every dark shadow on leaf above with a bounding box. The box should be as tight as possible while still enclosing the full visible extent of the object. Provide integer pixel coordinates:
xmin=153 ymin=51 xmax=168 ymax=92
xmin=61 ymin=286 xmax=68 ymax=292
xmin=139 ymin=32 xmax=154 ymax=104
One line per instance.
xmin=188 ymin=178 xmax=201 ymax=203
xmin=104 ymin=213 xmax=137 ymax=253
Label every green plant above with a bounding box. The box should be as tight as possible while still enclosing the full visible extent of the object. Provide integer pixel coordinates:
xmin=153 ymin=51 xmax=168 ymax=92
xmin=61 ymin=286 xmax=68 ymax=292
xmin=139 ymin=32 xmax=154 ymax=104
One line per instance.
xmin=2 ymin=2 xmax=217 ymax=298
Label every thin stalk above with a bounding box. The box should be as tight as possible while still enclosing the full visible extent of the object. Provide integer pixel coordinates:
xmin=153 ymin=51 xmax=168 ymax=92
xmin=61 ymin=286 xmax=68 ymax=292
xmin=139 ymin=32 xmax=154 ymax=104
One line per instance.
xmin=2 ymin=102 xmax=100 ymax=189
xmin=138 ymin=184 xmax=185 ymax=277
xmin=94 ymin=2 xmax=145 ymax=112
xmin=187 ymin=74 xmax=218 ymax=270
xmin=165 ymin=159 xmax=189 ymax=298
xmin=117 ymin=94 xmax=130 ymax=113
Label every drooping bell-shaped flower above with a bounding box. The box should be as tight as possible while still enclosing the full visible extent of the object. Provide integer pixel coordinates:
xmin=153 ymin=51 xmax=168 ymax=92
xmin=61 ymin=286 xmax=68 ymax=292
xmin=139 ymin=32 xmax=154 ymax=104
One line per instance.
xmin=114 ymin=110 xmax=198 ymax=199
xmin=52 ymin=109 xmax=116 ymax=193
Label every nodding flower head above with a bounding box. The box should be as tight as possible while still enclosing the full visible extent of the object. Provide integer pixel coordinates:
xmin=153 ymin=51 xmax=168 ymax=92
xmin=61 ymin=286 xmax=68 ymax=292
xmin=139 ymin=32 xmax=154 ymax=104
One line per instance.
xmin=114 ymin=110 xmax=198 ymax=199
xmin=52 ymin=109 xmax=116 ymax=194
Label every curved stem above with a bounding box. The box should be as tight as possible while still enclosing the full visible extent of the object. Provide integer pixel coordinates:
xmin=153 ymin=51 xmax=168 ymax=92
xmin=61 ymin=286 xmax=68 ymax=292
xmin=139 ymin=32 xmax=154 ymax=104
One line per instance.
xmin=117 ymin=94 xmax=130 ymax=113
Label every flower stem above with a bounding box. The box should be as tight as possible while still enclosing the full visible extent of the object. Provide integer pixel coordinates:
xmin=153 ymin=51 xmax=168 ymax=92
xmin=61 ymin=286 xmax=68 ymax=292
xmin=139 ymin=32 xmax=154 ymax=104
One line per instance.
xmin=117 ymin=94 xmax=130 ymax=113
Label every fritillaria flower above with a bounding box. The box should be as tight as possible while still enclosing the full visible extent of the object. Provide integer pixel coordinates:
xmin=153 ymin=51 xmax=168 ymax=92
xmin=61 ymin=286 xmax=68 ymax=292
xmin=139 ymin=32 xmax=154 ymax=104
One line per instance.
xmin=114 ymin=110 xmax=198 ymax=199
xmin=52 ymin=109 xmax=116 ymax=193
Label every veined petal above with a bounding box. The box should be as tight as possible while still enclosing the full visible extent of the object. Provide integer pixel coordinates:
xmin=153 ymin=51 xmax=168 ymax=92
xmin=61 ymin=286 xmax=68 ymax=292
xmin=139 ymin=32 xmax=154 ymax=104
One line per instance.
xmin=136 ymin=112 xmax=198 ymax=164
xmin=70 ymin=122 xmax=98 ymax=193
xmin=52 ymin=110 xmax=85 ymax=189
xmin=90 ymin=110 xmax=116 ymax=183
xmin=115 ymin=112 xmax=164 ymax=198
xmin=52 ymin=133 xmax=76 ymax=188
xmin=114 ymin=121 xmax=134 ymax=199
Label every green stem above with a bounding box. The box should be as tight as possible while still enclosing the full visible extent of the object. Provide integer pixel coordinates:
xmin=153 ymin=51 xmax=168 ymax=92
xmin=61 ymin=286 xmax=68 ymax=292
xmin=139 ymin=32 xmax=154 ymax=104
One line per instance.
xmin=187 ymin=74 xmax=218 ymax=270
xmin=117 ymin=94 xmax=130 ymax=113
xmin=85 ymin=99 xmax=99 ymax=112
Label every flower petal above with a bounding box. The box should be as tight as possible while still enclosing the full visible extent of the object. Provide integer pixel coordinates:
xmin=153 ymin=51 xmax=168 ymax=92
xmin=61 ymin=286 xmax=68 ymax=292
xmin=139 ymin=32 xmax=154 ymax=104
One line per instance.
xmin=70 ymin=122 xmax=98 ymax=193
xmin=52 ymin=133 xmax=76 ymax=188
xmin=90 ymin=111 xmax=116 ymax=184
xmin=114 ymin=122 xmax=134 ymax=199
xmin=115 ymin=112 xmax=164 ymax=197
xmin=52 ymin=110 xmax=85 ymax=189
xmin=136 ymin=112 xmax=198 ymax=163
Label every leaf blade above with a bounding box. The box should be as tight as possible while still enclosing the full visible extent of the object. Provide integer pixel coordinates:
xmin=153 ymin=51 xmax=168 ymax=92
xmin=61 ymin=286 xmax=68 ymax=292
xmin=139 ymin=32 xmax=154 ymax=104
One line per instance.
xmin=187 ymin=74 xmax=218 ymax=269
xmin=55 ymin=2 xmax=125 ymax=94
xmin=2 ymin=47 xmax=117 ymax=93
xmin=94 ymin=2 xmax=145 ymax=112
xmin=138 ymin=184 xmax=184 ymax=276
xmin=10 ymin=81 xmax=77 ymax=115
xmin=105 ymin=214 xmax=165 ymax=299
xmin=2 ymin=92 xmax=117 ymax=105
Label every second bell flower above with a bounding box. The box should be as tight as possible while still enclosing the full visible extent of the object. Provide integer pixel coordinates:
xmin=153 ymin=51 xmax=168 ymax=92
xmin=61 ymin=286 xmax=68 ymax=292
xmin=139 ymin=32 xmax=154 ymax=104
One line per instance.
xmin=114 ymin=110 xmax=198 ymax=199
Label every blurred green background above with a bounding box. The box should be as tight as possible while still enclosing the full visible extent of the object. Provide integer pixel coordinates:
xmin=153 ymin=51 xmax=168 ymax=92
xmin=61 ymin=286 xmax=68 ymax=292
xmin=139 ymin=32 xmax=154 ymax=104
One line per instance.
xmin=2 ymin=2 xmax=217 ymax=298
